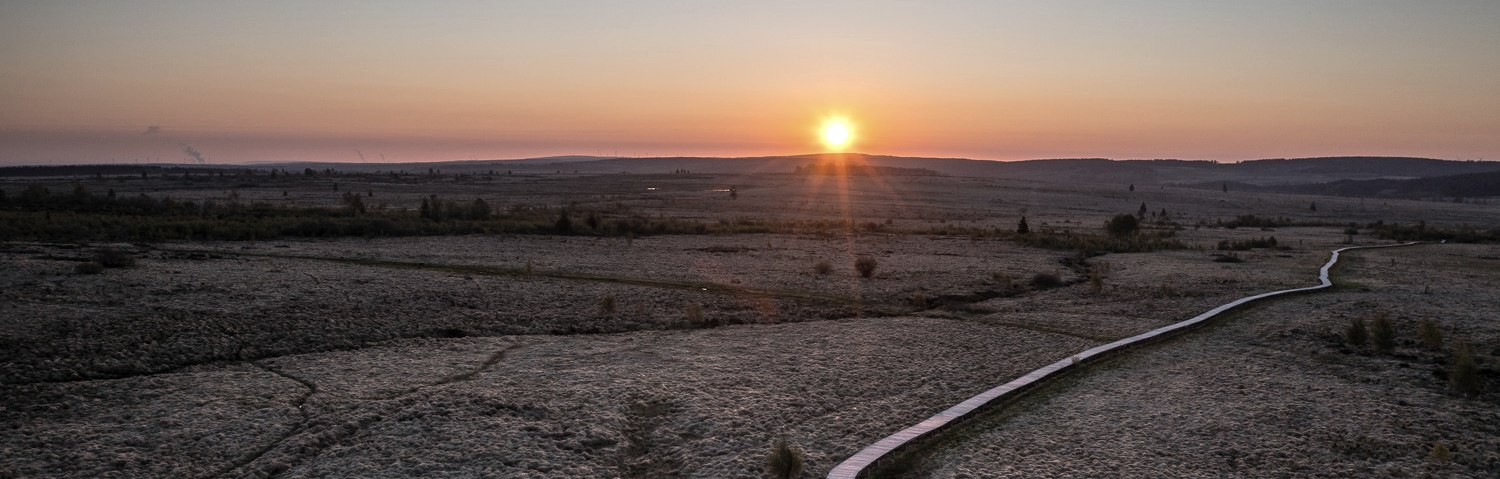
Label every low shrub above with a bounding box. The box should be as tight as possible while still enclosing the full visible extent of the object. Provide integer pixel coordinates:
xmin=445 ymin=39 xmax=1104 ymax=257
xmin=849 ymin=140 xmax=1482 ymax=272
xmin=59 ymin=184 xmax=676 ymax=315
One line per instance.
xmin=765 ymin=439 xmax=806 ymax=479
xmin=1030 ymin=272 xmax=1063 ymax=290
xmin=1429 ymin=442 xmax=1453 ymax=466
xmin=992 ymin=272 xmax=1015 ymax=290
xmin=1104 ymin=214 xmax=1139 ymax=237
xmin=813 ymin=260 xmax=833 ymax=276
xmin=74 ymin=261 xmax=105 ymax=275
xmin=1216 ymin=236 xmax=1278 ymax=251
xmin=684 ymin=303 xmax=707 ymax=327
xmin=599 ymin=295 xmax=617 ymax=315
xmin=93 ymin=248 xmax=136 ymax=268
xmin=1214 ymin=253 xmax=1244 ymax=263
xmin=1450 ymin=342 xmax=1480 ymax=396
xmin=854 ymin=256 xmax=878 ymax=278
xmin=1417 ymin=318 xmax=1444 ymax=349
xmin=909 ymin=292 xmax=928 ymax=308
xmin=1371 ymin=313 xmax=1396 ymax=354
xmin=1345 ymin=318 xmax=1368 ymax=348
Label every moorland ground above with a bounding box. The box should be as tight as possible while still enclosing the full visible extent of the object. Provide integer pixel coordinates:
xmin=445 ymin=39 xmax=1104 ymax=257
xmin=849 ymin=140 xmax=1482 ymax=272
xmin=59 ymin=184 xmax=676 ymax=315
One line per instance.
xmin=1 ymin=170 xmax=1497 ymax=478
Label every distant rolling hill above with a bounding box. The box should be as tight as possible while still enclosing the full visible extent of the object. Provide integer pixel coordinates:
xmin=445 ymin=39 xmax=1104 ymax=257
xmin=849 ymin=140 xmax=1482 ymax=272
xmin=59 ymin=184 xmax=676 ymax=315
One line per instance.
xmin=479 ymin=154 xmax=1500 ymax=186
xmin=1205 ymin=170 xmax=1500 ymax=200
xmin=7 ymin=155 xmax=1498 ymax=190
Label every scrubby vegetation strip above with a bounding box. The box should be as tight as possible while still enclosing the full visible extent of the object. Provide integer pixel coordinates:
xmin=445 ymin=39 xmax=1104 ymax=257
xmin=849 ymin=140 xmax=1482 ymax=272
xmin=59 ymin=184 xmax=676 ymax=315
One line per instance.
xmin=178 ymin=248 xmax=864 ymax=305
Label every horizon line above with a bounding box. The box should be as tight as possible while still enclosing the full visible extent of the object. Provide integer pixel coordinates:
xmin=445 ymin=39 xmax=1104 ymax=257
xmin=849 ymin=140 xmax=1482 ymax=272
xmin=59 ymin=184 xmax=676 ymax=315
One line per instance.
xmin=0 ymin=153 xmax=1493 ymax=169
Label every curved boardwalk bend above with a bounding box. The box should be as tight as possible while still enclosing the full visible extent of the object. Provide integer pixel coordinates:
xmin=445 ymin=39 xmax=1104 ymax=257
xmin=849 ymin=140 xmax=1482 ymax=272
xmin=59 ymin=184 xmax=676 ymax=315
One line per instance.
xmin=827 ymin=242 xmax=1423 ymax=479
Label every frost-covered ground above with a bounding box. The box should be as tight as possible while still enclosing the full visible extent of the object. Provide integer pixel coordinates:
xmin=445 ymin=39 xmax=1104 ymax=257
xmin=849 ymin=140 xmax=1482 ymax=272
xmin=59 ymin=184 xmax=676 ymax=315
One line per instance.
xmin=4 ymin=172 xmax=1491 ymax=478
xmin=2 ymin=318 xmax=1094 ymax=478
xmin=912 ymin=243 xmax=1500 ymax=478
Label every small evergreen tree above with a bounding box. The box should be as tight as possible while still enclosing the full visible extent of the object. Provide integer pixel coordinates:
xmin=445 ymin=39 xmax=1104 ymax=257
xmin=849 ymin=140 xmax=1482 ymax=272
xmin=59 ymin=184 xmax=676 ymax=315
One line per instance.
xmin=1138 ymin=202 xmax=1147 ymax=218
xmin=1016 ymin=216 xmax=1030 ymax=235
xmin=1450 ymin=342 xmax=1480 ymax=396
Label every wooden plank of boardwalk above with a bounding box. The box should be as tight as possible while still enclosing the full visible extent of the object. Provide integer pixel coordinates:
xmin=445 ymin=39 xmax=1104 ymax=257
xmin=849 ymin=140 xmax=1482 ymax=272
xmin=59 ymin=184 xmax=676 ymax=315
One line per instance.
xmin=825 ymin=242 xmax=1422 ymax=479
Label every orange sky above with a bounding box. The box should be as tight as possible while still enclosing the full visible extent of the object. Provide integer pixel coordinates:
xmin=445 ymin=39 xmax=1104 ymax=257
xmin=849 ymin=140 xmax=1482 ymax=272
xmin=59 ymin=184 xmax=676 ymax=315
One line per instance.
xmin=2 ymin=1 xmax=1498 ymax=164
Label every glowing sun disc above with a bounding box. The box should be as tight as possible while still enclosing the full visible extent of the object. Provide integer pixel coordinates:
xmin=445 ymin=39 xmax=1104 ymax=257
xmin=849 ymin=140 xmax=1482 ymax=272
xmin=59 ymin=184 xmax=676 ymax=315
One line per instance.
xmin=821 ymin=118 xmax=854 ymax=151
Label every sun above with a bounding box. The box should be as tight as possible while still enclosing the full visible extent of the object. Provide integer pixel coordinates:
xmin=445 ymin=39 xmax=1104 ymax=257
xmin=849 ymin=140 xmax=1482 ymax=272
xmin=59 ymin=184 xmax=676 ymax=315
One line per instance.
xmin=820 ymin=117 xmax=854 ymax=151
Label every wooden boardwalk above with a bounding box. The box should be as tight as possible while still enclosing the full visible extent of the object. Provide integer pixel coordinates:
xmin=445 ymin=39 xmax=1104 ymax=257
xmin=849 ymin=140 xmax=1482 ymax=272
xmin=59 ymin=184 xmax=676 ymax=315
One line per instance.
xmin=826 ymin=242 xmax=1422 ymax=479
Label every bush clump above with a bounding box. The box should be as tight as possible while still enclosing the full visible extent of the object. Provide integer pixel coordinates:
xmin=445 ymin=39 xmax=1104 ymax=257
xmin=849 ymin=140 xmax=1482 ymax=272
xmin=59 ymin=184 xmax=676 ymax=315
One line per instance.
xmin=1417 ymin=318 xmax=1444 ymax=349
xmin=1345 ymin=318 xmax=1368 ymax=348
xmin=992 ymin=272 xmax=1015 ymax=290
xmin=1450 ymin=342 xmax=1480 ymax=396
xmin=1371 ymin=313 xmax=1396 ymax=353
xmin=93 ymin=248 xmax=136 ymax=268
xmin=599 ymin=295 xmax=617 ymax=315
xmin=1429 ymin=442 xmax=1453 ymax=466
xmin=1105 ymin=214 xmax=1139 ymax=237
xmin=813 ymin=260 xmax=833 ymax=276
xmin=1030 ymin=272 xmax=1063 ymax=290
xmin=1213 ymin=253 xmax=1244 ymax=263
xmin=1216 ymin=236 xmax=1279 ymax=251
xmin=74 ymin=261 xmax=105 ymax=275
xmin=765 ymin=439 xmax=805 ymax=479
xmin=684 ymin=303 xmax=707 ymax=327
xmin=909 ymin=291 xmax=928 ymax=308
xmin=854 ymin=256 xmax=878 ymax=279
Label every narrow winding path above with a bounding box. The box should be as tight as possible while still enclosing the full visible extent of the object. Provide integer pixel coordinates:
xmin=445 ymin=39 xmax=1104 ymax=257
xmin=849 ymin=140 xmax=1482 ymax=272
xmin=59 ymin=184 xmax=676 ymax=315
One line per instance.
xmin=827 ymin=242 xmax=1422 ymax=479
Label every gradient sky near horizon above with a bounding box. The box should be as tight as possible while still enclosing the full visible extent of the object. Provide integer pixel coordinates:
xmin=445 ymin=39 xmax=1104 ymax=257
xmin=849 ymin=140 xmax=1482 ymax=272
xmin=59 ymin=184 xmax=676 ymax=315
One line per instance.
xmin=2 ymin=1 xmax=1498 ymax=165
